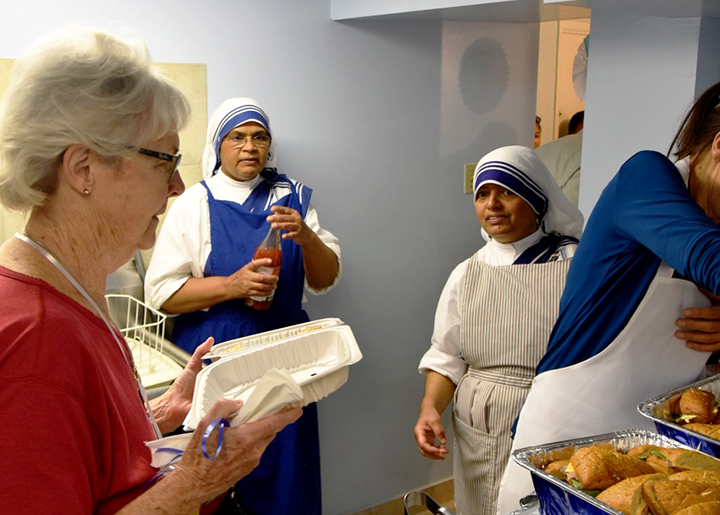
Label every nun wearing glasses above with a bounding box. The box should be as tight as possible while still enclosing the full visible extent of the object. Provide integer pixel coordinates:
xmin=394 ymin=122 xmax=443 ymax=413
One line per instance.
xmin=145 ymin=98 xmax=340 ymax=515
xmin=413 ymin=146 xmax=583 ymax=515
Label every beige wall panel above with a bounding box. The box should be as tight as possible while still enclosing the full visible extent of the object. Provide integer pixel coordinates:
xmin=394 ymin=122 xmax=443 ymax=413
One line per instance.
xmin=536 ymin=21 xmax=559 ymax=147
xmin=140 ymin=63 xmax=207 ymax=268
xmin=554 ymin=19 xmax=589 ymax=138
xmin=0 ymin=59 xmax=27 ymax=244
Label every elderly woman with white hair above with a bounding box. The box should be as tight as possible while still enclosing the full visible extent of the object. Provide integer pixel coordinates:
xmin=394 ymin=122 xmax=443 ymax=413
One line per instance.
xmin=0 ymin=27 xmax=301 ymax=514
xmin=144 ymin=98 xmax=341 ymax=515
xmin=413 ymin=145 xmax=584 ymax=515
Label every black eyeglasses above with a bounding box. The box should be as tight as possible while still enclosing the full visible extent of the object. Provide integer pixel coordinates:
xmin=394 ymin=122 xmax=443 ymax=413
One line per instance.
xmin=223 ymin=132 xmax=271 ymax=149
xmin=137 ymin=147 xmax=182 ymax=181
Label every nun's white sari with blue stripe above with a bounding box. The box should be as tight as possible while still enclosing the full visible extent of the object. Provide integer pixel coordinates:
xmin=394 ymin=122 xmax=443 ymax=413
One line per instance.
xmin=199 ymin=98 xmax=322 ymax=515
xmin=472 ymin=147 xmax=582 ymax=263
xmin=418 ymin=146 xmax=583 ymax=515
xmin=169 ymin=98 xmax=325 ymax=515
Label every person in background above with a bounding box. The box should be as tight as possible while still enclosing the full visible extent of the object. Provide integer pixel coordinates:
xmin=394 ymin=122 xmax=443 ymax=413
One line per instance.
xmin=144 ymin=97 xmax=341 ymax=515
xmin=497 ymin=83 xmax=720 ymax=514
xmin=413 ymin=146 xmax=583 ymax=515
xmin=534 ymin=116 xmax=542 ymax=148
xmin=0 ymin=26 xmax=300 ymax=515
xmin=535 ymin=110 xmax=584 ymax=205
xmin=568 ymin=110 xmax=584 ymax=135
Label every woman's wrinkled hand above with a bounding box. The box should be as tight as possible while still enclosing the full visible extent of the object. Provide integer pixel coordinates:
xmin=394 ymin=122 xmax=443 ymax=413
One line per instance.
xmin=173 ymin=398 xmax=302 ymax=502
xmin=150 ymin=337 xmax=215 ymax=433
xmin=676 ymin=289 xmax=720 ymax=352
xmin=413 ymin=405 xmax=449 ymax=460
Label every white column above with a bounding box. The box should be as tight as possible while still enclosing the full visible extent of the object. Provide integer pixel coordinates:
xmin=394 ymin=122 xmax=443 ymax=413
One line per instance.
xmin=578 ymin=3 xmax=703 ymax=216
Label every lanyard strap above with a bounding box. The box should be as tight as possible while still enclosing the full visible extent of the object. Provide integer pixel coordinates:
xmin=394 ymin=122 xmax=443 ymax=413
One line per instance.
xmin=14 ymin=233 xmax=162 ymax=438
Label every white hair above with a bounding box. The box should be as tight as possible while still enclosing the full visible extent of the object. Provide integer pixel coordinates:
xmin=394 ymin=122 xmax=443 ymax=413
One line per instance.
xmin=0 ymin=26 xmax=191 ymax=211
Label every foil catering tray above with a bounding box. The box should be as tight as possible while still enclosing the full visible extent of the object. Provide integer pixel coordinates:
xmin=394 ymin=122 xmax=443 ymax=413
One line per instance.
xmin=511 ymin=429 xmax=693 ymax=515
xmin=637 ymin=374 xmax=720 ymax=458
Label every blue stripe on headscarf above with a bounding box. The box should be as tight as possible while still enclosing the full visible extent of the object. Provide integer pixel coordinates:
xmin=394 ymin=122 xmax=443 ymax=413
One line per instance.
xmin=474 ymin=160 xmax=548 ymax=219
xmin=212 ymin=105 xmax=271 ymax=166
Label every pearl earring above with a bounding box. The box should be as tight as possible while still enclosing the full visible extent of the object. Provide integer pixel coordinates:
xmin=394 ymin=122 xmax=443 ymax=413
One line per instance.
xmin=83 ymin=189 xmax=90 ymax=195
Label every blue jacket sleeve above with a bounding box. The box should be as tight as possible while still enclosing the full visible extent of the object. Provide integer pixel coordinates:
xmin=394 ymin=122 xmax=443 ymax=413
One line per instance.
xmin=613 ymin=151 xmax=720 ymax=294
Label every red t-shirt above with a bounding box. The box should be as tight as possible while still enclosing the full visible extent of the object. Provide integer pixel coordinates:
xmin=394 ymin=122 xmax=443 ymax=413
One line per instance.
xmin=0 ymin=267 xmax=157 ymax=514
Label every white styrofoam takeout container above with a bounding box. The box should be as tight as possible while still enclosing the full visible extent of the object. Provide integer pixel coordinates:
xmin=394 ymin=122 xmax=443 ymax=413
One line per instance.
xmin=184 ymin=322 xmax=362 ymax=429
xmin=203 ymin=317 xmax=345 ymax=360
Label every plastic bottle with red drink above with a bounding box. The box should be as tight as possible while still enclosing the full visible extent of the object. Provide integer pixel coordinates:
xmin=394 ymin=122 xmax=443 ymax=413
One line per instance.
xmin=245 ymin=224 xmax=282 ymax=311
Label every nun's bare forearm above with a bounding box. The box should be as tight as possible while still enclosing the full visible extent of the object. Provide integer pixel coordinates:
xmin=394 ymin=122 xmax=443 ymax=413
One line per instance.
xmin=301 ymin=232 xmax=339 ymax=289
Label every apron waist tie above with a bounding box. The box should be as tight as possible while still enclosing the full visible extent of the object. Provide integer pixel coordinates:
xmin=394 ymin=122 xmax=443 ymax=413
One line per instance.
xmin=466 ymin=367 xmax=533 ymax=388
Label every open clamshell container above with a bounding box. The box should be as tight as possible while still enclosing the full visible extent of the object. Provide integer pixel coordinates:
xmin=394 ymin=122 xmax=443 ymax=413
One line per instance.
xmin=203 ymin=317 xmax=345 ymax=360
xmin=511 ymin=429 xmax=692 ymax=515
xmin=638 ymin=374 xmax=720 ymax=458
xmin=184 ymin=323 xmax=361 ymax=429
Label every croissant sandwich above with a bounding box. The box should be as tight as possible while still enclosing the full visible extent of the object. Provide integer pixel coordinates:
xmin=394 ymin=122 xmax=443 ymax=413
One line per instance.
xmin=641 ymin=479 xmax=720 ymax=515
xmin=541 ymin=443 xmax=720 ymax=515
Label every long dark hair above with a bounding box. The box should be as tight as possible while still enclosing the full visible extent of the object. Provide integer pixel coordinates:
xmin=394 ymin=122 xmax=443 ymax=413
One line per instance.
xmin=668 ymin=82 xmax=720 ymax=166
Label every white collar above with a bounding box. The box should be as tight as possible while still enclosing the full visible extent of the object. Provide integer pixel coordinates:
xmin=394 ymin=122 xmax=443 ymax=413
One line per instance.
xmin=675 ymin=156 xmax=691 ymax=187
xmin=212 ymin=170 xmax=263 ymax=191
xmin=487 ymin=228 xmax=544 ymax=256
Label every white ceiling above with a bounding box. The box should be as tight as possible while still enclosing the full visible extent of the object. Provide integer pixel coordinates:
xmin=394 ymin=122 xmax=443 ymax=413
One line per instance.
xmin=331 ymin=0 xmax=720 ymax=23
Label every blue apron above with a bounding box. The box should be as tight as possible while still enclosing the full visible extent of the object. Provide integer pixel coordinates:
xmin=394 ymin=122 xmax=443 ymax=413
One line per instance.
xmin=173 ymin=172 xmax=321 ymax=515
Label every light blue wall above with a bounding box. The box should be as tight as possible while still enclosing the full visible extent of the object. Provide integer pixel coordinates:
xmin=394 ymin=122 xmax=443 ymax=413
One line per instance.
xmin=0 ymin=0 xmax=539 ymax=512
xmin=578 ymin=9 xmax=701 ymax=216
xmin=695 ymin=16 xmax=720 ymax=98
xmin=577 ymin=0 xmax=720 ymax=219
xmin=580 ymin=10 xmax=700 ymax=219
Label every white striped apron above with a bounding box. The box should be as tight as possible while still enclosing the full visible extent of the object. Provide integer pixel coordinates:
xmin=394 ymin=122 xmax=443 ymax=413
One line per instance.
xmin=452 ymin=255 xmax=571 ymax=515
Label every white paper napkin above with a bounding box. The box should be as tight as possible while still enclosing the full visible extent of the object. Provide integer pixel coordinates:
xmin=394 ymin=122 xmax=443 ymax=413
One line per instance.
xmin=227 ymin=368 xmax=304 ymax=426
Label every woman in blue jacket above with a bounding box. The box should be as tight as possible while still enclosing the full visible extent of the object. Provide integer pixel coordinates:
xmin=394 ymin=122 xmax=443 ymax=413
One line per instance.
xmin=498 ymin=82 xmax=720 ymax=514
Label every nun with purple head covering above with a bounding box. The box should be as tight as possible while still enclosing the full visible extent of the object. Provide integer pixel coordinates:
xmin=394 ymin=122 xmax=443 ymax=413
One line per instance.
xmin=144 ymin=98 xmax=340 ymax=515
xmin=413 ymin=146 xmax=583 ymax=515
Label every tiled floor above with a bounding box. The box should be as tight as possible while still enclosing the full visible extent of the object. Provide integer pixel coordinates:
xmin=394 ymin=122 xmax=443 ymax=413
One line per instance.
xmin=348 ymin=479 xmax=455 ymax=515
